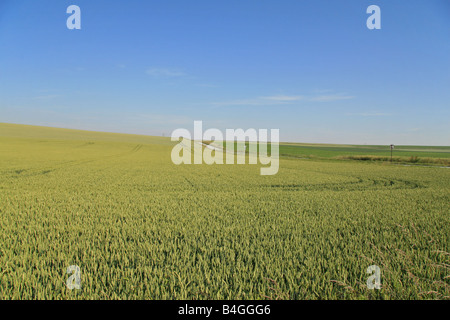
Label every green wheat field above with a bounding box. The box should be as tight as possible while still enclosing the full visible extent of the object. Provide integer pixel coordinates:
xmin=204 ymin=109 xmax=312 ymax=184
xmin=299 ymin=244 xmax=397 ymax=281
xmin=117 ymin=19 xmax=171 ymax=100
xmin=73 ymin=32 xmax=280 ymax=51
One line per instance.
xmin=0 ymin=123 xmax=449 ymax=300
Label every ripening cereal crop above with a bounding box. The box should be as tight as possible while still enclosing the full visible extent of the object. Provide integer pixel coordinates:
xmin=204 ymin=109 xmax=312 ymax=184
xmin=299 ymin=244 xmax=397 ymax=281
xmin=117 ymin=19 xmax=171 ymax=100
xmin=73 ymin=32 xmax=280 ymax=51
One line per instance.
xmin=0 ymin=124 xmax=448 ymax=300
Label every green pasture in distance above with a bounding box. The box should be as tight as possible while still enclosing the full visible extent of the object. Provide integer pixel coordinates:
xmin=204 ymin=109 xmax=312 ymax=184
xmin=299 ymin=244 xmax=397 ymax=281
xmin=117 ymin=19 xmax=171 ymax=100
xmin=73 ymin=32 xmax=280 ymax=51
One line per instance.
xmin=278 ymin=144 xmax=450 ymax=159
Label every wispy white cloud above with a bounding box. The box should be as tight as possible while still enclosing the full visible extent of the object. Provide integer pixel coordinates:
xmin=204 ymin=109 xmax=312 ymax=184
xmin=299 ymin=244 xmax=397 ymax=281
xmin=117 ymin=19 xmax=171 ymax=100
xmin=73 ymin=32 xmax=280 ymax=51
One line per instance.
xmin=261 ymin=95 xmax=304 ymax=101
xmin=312 ymin=89 xmax=334 ymax=94
xmin=146 ymin=68 xmax=187 ymax=77
xmin=212 ymin=92 xmax=354 ymax=107
xmin=212 ymin=98 xmax=292 ymax=107
xmin=195 ymin=83 xmax=220 ymax=88
xmin=347 ymin=112 xmax=392 ymax=116
xmin=310 ymin=95 xmax=355 ymax=102
xmin=33 ymin=94 xmax=60 ymax=100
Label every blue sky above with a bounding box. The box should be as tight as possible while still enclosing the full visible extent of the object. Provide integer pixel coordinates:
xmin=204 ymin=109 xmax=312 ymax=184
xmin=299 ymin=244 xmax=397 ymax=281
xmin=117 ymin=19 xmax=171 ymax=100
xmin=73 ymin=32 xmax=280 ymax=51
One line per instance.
xmin=0 ymin=0 xmax=449 ymax=145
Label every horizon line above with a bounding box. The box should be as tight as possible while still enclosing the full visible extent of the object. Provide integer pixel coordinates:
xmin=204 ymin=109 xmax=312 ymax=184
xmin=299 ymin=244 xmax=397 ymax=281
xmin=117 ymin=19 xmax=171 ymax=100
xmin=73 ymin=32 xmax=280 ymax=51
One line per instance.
xmin=1 ymin=122 xmax=449 ymax=147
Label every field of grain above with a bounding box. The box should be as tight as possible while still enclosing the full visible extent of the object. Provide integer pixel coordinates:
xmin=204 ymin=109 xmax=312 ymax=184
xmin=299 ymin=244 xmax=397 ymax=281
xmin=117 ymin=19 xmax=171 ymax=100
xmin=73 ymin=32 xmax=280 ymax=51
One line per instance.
xmin=0 ymin=123 xmax=449 ymax=299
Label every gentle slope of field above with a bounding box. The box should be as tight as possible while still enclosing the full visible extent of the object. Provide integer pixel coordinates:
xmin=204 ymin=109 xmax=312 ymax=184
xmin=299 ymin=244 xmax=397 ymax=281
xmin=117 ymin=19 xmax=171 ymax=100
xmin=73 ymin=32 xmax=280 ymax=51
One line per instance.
xmin=0 ymin=123 xmax=449 ymax=299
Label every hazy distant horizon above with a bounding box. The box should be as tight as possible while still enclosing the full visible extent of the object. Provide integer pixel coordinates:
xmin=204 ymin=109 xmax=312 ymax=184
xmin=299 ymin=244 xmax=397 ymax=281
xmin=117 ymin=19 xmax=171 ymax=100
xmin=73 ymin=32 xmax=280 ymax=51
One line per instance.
xmin=2 ymin=121 xmax=449 ymax=147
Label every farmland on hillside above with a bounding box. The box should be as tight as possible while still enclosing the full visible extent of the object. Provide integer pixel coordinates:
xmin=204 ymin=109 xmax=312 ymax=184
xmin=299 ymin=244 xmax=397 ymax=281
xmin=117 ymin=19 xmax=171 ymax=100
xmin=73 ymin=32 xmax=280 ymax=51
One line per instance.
xmin=0 ymin=123 xmax=449 ymax=299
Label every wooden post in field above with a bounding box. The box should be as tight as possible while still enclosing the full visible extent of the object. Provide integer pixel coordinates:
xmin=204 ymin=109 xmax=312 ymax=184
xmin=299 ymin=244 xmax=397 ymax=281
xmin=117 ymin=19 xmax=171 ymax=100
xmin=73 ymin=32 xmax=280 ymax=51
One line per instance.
xmin=390 ymin=144 xmax=394 ymax=162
